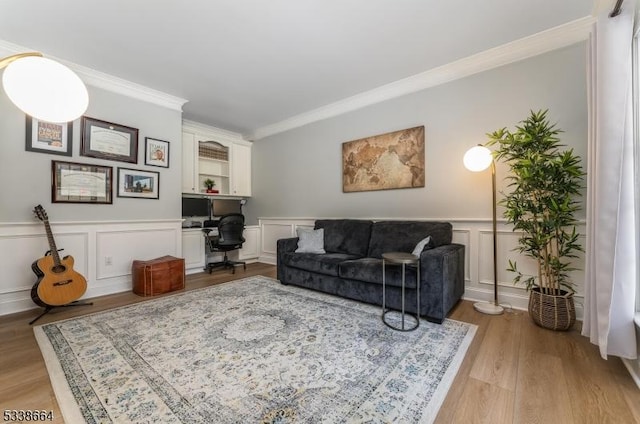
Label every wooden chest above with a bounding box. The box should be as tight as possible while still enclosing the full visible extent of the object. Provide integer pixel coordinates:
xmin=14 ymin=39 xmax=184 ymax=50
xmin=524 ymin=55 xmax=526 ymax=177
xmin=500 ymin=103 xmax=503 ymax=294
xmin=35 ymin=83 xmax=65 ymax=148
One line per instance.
xmin=132 ymin=255 xmax=185 ymax=296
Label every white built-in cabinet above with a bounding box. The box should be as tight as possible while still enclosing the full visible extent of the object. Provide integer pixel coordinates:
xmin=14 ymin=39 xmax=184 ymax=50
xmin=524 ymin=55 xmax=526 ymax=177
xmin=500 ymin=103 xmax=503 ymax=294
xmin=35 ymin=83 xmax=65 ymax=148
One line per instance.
xmin=231 ymin=143 xmax=252 ymax=196
xmin=182 ymin=229 xmax=206 ymax=271
xmin=182 ymin=120 xmax=251 ymax=197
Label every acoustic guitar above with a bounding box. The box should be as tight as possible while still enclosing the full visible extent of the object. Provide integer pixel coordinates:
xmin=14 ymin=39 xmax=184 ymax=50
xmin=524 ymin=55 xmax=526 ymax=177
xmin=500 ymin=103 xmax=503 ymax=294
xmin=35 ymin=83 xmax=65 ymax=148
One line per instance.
xmin=31 ymin=205 xmax=87 ymax=306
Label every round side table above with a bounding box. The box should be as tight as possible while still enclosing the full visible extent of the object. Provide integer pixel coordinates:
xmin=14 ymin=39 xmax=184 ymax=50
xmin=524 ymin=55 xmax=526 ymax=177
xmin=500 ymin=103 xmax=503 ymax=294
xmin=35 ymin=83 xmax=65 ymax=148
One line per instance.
xmin=382 ymin=252 xmax=420 ymax=331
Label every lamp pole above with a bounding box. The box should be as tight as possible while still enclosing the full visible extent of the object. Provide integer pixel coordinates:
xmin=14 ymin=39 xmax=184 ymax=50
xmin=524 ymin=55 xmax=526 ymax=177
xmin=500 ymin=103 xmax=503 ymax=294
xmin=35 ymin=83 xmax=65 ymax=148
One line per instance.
xmin=463 ymin=145 xmax=504 ymax=315
xmin=491 ymin=159 xmax=499 ymax=307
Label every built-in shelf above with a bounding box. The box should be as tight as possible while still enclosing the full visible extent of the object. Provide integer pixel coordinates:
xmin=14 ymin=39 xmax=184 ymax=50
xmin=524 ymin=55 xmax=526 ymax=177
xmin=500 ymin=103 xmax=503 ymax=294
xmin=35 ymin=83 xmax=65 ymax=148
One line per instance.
xmin=182 ymin=121 xmax=252 ymax=197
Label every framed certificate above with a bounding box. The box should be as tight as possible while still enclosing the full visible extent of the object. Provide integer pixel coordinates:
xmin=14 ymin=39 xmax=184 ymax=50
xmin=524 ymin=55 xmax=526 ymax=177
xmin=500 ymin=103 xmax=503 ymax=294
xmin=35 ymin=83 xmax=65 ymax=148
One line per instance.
xmin=80 ymin=116 xmax=138 ymax=163
xmin=52 ymin=160 xmax=113 ymax=204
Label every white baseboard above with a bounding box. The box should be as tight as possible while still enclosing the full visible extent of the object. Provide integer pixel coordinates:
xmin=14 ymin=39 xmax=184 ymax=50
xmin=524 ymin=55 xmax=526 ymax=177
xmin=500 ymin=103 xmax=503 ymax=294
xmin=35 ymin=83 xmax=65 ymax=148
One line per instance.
xmin=622 ymin=358 xmax=640 ymax=390
xmin=463 ymin=286 xmax=529 ymax=312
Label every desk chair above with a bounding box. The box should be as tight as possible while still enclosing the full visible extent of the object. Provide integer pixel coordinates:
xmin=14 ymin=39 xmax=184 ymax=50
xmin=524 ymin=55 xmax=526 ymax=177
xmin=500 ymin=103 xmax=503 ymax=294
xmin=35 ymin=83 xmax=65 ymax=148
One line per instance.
xmin=203 ymin=213 xmax=246 ymax=274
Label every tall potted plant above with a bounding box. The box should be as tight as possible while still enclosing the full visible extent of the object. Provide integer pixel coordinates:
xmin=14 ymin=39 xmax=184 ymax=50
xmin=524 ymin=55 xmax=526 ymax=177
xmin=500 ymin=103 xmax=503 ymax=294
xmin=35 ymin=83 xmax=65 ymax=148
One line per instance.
xmin=487 ymin=110 xmax=584 ymax=330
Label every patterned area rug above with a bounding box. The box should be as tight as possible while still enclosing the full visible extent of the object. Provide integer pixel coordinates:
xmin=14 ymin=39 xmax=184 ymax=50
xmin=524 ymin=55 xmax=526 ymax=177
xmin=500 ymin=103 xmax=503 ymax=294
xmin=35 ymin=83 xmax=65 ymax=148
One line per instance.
xmin=35 ymin=276 xmax=476 ymax=423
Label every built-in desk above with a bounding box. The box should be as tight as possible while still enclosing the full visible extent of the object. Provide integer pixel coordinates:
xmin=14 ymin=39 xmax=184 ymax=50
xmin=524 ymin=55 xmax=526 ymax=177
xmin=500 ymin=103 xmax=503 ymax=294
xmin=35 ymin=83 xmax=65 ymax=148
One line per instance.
xmin=181 ymin=226 xmax=260 ymax=274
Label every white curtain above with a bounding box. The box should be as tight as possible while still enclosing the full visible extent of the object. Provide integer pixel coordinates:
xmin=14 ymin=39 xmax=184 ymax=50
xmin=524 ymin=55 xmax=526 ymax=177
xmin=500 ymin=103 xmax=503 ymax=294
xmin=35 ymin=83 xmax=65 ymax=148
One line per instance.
xmin=582 ymin=4 xmax=637 ymax=360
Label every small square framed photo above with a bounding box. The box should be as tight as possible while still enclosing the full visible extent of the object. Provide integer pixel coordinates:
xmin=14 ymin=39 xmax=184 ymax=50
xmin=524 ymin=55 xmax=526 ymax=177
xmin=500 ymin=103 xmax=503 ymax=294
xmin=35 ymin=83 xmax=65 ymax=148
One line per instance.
xmin=144 ymin=137 xmax=170 ymax=168
xmin=26 ymin=116 xmax=73 ymax=156
xmin=117 ymin=167 xmax=160 ymax=199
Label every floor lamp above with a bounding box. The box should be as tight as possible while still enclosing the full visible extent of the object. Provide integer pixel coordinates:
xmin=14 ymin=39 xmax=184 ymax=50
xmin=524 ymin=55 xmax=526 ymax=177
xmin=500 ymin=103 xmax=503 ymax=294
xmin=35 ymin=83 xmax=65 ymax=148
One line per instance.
xmin=0 ymin=52 xmax=88 ymax=122
xmin=463 ymin=145 xmax=504 ymax=315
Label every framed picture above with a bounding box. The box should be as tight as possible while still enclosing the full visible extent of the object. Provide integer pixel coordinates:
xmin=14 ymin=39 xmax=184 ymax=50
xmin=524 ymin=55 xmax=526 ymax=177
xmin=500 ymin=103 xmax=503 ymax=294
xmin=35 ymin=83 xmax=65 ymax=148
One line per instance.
xmin=81 ymin=116 xmax=138 ymax=163
xmin=117 ymin=167 xmax=160 ymax=199
xmin=52 ymin=160 xmax=113 ymax=204
xmin=342 ymin=126 xmax=425 ymax=192
xmin=144 ymin=137 xmax=170 ymax=168
xmin=25 ymin=116 xmax=73 ymax=156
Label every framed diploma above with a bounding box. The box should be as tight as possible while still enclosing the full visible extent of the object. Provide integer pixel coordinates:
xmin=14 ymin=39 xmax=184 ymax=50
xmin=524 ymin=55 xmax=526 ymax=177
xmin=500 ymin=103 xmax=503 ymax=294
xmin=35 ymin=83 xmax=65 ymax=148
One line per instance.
xmin=80 ymin=116 xmax=138 ymax=163
xmin=52 ymin=160 xmax=113 ymax=204
xmin=117 ymin=167 xmax=160 ymax=199
xmin=25 ymin=116 xmax=73 ymax=156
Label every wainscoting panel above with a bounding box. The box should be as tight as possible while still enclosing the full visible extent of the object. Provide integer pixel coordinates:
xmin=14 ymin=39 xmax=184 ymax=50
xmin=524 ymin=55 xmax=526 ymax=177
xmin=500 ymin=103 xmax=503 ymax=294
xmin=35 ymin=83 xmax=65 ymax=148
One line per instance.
xmin=96 ymin=229 xmax=179 ymax=280
xmin=239 ymin=226 xmax=261 ymax=261
xmin=0 ymin=232 xmax=88 ymax=296
xmin=0 ymin=220 xmax=182 ymax=316
xmin=260 ymin=219 xmax=315 ymax=264
xmin=257 ymin=217 xmax=586 ymax=318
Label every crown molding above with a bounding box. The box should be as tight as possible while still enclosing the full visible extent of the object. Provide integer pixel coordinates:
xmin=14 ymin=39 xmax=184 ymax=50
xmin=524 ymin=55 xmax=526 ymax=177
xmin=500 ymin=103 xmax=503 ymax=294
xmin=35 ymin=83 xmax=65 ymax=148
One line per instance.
xmin=182 ymin=119 xmax=248 ymax=143
xmin=249 ymin=16 xmax=595 ymax=141
xmin=0 ymin=40 xmax=188 ymax=112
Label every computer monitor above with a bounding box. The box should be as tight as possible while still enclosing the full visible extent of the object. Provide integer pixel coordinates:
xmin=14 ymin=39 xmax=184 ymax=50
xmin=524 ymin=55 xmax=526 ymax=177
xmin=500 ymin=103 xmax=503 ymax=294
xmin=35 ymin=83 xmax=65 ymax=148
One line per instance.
xmin=182 ymin=197 xmax=210 ymax=217
xmin=211 ymin=199 xmax=242 ymax=217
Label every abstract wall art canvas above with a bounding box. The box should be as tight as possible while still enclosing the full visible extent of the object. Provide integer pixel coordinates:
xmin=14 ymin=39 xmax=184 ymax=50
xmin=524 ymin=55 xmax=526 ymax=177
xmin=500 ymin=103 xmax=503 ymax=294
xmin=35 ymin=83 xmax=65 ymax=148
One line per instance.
xmin=342 ymin=126 xmax=425 ymax=192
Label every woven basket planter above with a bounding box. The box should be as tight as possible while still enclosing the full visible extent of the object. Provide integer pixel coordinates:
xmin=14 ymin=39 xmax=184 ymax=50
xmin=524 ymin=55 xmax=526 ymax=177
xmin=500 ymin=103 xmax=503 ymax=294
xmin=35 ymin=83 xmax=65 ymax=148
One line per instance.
xmin=528 ymin=287 xmax=576 ymax=331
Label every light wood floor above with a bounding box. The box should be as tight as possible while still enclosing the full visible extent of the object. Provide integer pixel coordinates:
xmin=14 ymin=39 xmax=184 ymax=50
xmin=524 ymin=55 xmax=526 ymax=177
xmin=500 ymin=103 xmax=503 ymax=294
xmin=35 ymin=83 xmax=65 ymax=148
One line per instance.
xmin=1 ymin=263 xmax=638 ymax=423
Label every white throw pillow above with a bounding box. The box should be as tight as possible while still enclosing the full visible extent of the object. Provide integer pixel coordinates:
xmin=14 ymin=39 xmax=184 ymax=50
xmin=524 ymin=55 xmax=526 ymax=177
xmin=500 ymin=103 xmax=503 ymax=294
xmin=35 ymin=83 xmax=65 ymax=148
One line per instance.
xmin=295 ymin=228 xmax=326 ymax=254
xmin=411 ymin=236 xmax=431 ymax=256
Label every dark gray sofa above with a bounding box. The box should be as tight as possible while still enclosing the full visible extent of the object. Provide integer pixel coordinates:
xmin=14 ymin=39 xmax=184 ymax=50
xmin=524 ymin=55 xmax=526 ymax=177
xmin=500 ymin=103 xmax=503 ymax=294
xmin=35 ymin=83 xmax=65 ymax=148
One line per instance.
xmin=277 ymin=219 xmax=465 ymax=323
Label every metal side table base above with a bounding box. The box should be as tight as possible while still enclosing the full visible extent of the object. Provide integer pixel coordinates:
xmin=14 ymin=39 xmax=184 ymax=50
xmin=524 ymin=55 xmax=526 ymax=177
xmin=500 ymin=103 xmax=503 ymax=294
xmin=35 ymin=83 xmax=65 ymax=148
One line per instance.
xmin=382 ymin=252 xmax=420 ymax=332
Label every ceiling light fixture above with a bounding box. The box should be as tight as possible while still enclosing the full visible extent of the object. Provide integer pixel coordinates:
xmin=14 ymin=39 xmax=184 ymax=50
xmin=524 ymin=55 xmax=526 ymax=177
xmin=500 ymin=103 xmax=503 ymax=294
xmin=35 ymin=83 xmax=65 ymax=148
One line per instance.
xmin=0 ymin=52 xmax=88 ymax=123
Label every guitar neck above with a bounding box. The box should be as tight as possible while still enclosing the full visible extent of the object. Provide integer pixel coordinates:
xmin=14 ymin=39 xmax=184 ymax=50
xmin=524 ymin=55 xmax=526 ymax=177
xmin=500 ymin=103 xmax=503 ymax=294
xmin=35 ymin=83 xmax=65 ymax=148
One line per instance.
xmin=43 ymin=219 xmax=61 ymax=265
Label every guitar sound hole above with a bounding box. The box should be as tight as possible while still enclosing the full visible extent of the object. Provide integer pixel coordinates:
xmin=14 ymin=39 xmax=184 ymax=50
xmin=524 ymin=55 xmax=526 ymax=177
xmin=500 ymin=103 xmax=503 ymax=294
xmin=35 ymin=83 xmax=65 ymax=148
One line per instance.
xmin=52 ymin=265 xmax=67 ymax=273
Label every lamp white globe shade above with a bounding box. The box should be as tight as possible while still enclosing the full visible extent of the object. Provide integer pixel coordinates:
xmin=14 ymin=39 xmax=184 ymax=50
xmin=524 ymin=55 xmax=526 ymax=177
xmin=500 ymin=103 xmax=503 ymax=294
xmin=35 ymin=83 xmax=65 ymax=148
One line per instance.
xmin=463 ymin=145 xmax=493 ymax=172
xmin=2 ymin=56 xmax=88 ymax=123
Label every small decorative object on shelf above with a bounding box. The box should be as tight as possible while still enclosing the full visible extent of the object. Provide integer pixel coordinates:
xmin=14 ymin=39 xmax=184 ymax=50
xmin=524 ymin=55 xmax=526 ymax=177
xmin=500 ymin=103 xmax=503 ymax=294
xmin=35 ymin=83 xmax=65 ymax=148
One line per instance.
xmin=204 ymin=178 xmax=218 ymax=193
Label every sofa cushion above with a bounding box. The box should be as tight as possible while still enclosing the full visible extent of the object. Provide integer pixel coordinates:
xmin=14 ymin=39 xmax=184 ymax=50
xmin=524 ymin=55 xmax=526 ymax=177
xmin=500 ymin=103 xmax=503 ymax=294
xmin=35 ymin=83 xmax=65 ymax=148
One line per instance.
xmin=281 ymin=252 xmax=362 ymax=277
xmin=314 ymin=219 xmax=373 ymax=257
xmin=367 ymin=221 xmax=452 ymax=259
xmin=339 ymin=258 xmax=418 ymax=288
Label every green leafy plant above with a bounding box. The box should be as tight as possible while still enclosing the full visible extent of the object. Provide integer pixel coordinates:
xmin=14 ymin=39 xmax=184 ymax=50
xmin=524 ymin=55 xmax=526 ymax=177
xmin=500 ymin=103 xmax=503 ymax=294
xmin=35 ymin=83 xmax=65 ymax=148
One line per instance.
xmin=487 ymin=110 xmax=584 ymax=294
xmin=203 ymin=178 xmax=216 ymax=189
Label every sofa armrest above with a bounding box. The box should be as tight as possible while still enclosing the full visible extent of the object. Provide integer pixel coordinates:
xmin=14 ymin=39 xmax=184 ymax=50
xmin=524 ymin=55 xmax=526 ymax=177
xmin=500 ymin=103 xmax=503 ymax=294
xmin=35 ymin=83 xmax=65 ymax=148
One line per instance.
xmin=277 ymin=237 xmax=299 ymax=282
xmin=419 ymin=243 xmax=465 ymax=322
xmin=277 ymin=237 xmax=298 ymax=253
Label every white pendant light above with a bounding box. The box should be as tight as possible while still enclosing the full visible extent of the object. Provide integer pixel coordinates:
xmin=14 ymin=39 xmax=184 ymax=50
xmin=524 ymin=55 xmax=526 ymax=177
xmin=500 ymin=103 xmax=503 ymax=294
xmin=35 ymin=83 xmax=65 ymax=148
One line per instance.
xmin=1 ymin=53 xmax=88 ymax=123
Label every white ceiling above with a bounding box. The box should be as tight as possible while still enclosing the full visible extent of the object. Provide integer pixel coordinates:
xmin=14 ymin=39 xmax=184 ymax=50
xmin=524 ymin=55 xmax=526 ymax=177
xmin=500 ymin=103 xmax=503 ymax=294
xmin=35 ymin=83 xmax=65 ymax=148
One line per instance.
xmin=0 ymin=1 xmax=592 ymax=138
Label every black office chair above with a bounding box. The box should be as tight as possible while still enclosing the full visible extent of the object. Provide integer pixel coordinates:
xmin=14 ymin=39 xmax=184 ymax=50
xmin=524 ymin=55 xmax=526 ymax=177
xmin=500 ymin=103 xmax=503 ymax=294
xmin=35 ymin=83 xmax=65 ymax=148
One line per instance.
xmin=203 ymin=213 xmax=246 ymax=274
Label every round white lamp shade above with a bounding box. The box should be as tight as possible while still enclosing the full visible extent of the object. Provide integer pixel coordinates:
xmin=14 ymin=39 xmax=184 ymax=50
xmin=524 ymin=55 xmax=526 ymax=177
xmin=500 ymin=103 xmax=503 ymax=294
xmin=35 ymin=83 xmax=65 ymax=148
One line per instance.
xmin=463 ymin=145 xmax=493 ymax=172
xmin=2 ymin=56 xmax=88 ymax=123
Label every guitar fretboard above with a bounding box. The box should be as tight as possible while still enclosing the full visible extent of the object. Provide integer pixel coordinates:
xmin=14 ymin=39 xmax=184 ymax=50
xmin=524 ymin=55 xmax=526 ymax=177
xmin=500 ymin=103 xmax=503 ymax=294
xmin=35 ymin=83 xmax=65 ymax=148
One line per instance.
xmin=42 ymin=218 xmax=61 ymax=266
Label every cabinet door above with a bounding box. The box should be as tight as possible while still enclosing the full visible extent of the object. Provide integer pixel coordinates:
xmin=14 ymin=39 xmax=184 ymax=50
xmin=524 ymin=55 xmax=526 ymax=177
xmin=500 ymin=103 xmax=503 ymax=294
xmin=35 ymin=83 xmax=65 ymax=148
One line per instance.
xmin=181 ymin=132 xmax=197 ymax=193
xmin=182 ymin=230 xmax=205 ymax=271
xmin=231 ymin=143 xmax=251 ymax=196
xmin=239 ymin=226 xmax=259 ymax=260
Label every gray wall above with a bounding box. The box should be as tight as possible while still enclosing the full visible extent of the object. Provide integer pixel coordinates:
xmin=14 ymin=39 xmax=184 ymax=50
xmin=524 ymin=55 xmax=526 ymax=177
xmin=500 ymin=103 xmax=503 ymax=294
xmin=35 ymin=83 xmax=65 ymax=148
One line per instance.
xmin=0 ymin=85 xmax=182 ymax=222
xmin=246 ymin=43 xmax=587 ymax=225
